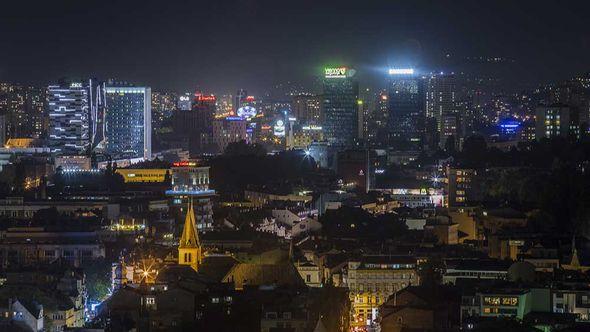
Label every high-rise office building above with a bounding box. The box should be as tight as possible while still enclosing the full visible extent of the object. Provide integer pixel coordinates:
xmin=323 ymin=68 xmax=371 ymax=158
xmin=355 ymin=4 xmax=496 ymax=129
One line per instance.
xmin=292 ymin=94 xmax=321 ymax=125
xmin=1 ymin=83 xmax=47 ymax=140
xmin=387 ymin=68 xmax=425 ymax=150
xmin=151 ymin=91 xmax=177 ymax=128
xmin=366 ymin=91 xmax=389 ymax=147
xmin=177 ymin=93 xmax=192 ymax=111
xmin=172 ymin=92 xmax=217 ymax=155
xmin=322 ymin=67 xmax=359 ymax=148
xmin=192 ymin=92 xmax=217 ymax=153
xmin=425 ymin=74 xmax=457 ymax=149
xmin=212 ymin=117 xmax=248 ymax=153
xmin=358 ymin=88 xmax=376 ymax=143
xmin=103 ymin=86 xmax=151 ymax=160
xmin=26 ymin=87 xmax=46 ymax=139
xmin=48 ymin=81 xmax=92 ymax=155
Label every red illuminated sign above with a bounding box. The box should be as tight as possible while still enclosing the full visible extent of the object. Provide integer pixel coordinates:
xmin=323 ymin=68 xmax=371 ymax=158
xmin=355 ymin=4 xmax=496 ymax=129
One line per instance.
xmin=197 ymin=95 xmax=216 ymax=102
xmin=194 ymin=92 xmax=216 ymax=102
xmin=245 ymin=96 xmax=255 ymax=102
xmin=173 ymin=161 xmax=197 ymax=167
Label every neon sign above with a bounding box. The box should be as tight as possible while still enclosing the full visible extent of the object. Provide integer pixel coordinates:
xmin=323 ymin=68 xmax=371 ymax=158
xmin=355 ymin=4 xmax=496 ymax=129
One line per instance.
xmin=324 ymin=67 xmax=347 ymax=78
xmin=197 ymin=95 xmax=216 ymax=102
xmin=274 ymin=120 xmax=285 ymax=137
xmin=173 ymin=161 xmax=197 ymax=167
xmin=237 ymin=106 xmax=257 ymax=119
xmin=388 ymin=68 xmax=414 ymax=75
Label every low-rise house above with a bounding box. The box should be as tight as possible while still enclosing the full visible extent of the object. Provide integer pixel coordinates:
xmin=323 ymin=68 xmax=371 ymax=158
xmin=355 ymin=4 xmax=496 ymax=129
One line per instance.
xmin=295 ymin=260 xmax=322 ymax=287
xmin=378 ymin=285 xmax=460 ymax=332
xmin=0 ymin=298 xmax=43 ymax=332
xmin=443 ymin=259 xmax=510 ymax=285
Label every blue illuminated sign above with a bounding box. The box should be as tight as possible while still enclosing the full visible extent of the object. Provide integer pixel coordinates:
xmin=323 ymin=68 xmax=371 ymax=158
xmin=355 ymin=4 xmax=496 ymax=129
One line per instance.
xmin=165 ymin=189 xmax=216 ymax=196
xmin=499 ymin=118 xmax=521 ymax=135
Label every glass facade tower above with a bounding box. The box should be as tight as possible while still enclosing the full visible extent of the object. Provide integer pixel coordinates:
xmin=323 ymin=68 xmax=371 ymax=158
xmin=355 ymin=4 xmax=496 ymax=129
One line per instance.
xmin=322 ymin=67 xmax=359 ymax=148
xmin=387 ymin=70 xmax=425 ymax=150
xmin=104 ymin=86 xmax=151 ymax=160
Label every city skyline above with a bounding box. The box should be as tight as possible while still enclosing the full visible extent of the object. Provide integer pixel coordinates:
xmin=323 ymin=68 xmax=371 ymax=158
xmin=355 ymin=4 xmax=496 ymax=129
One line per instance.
xmin=3 ymin=2 xmax=590 ymax=331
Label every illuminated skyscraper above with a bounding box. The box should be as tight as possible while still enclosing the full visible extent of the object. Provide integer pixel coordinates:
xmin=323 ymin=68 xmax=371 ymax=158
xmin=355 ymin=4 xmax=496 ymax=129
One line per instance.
xmin=425 ymin=74 xmax=457 ymax=149
xmin=48 ymin=81 xmax=92 ymax=155
xmin=387 ymin=68 xmax=425 ymax=150
xmin=322 ymin=67 xmax=359 ymax=148
xmin=103 ymin=86 xmax=151 ymax=160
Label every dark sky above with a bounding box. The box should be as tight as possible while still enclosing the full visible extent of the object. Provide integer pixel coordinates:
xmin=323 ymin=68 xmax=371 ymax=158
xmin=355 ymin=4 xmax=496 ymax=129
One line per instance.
xmin=1 ymin=0 xmax=590 ymax=94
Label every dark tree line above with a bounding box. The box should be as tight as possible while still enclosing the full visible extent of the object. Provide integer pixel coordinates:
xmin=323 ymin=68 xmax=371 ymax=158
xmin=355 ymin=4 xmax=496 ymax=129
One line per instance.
xmin=209 ymin=141 xmax=319 ymax=200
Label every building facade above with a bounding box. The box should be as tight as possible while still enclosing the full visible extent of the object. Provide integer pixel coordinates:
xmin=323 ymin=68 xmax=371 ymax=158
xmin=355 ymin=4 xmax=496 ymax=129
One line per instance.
xmin=166 ymin=161 xmax=215 ymax=231
xmin=212 ymin=117 xmax=248 ymax=154
xmin=535 ymin=104 xmax=579 ymax=140
xmin=322 ymin=67 xmax=359 ymax=148
xmin=103 ymin=86 xmax=152 ymax=160
xmin=346 ymin=256 xmax=420 ymax=328
xmin=425 ymin=74 xmax=457 ymax=149
xmin=387 ymin=69 xmax=425 ymax=150
xmin=48 ymin=81 xmax=92 ymax=155
xmin=292 ymin=94 xmax=321 ymax=125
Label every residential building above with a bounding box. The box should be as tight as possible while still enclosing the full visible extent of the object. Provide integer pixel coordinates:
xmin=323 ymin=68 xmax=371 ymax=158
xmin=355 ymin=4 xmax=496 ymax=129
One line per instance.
xmin=535 ymin=104 xmax=579 ymax=140
xmin=446 ymin=167 xmax=481 ymax=207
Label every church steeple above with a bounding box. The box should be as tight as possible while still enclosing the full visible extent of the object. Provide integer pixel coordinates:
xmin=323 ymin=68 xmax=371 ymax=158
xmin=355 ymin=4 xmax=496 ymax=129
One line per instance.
xmin=571 ymin=235 xmax=580 ymax=267
xmin=178 ymin=200 xmax=203 ymax=271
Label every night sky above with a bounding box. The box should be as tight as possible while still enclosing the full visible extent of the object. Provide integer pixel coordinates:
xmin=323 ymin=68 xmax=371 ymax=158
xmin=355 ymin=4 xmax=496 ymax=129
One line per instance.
xmin=2 ymin=0 xmax=590 ymax=94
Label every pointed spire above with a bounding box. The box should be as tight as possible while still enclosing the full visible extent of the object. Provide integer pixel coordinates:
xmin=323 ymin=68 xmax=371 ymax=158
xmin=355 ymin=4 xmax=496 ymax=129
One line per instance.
xmin=179 ymin=199 xmax=200 ymax=248
xmin=571 ymin=234 xmax=580 ymax=267
xmin=313 ymin=316 xmax=328 ymax=332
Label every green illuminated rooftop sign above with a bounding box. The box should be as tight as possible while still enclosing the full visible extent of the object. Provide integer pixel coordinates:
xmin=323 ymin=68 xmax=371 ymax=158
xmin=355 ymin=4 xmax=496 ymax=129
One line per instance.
xmin=324 ymin=67 xmax=347 ymax=78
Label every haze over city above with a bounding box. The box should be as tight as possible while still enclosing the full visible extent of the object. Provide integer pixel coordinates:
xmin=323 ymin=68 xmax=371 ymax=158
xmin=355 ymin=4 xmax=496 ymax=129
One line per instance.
xmin=2 ymin=0 xmax=590 ymax=93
